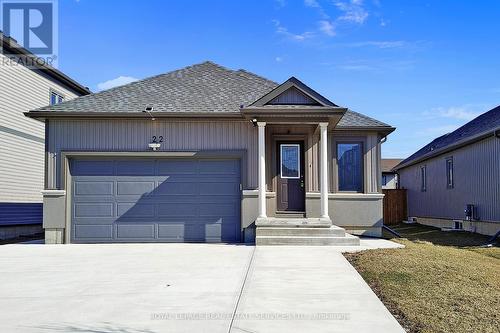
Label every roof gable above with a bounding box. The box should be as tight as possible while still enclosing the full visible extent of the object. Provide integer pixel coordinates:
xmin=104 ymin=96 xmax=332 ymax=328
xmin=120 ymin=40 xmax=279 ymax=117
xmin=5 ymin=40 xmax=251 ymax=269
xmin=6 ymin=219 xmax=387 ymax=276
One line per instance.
xmin=267 ymin=86 xmax=320 ymax=106
xmin=250 ymin=77 xmax=337 ymax=107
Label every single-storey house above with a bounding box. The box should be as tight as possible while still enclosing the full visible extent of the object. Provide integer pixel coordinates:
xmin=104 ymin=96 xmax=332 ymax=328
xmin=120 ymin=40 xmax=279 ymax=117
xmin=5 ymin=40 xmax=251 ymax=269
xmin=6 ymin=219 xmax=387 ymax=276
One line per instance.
xmin=394 ymin=106 xmax=500 ymax=236
xmin=0 ymin=32 xmax=90 ymax=240
xmin=26 ymin=61 xmax=395 ymax=245
xmin=381 ymin=159 xmax=402 ymax=189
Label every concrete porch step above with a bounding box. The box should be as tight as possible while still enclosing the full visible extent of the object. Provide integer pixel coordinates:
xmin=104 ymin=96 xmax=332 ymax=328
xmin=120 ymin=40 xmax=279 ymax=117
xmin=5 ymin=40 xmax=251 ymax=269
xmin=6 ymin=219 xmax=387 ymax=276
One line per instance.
xmin=256 ymin=225 xmax=346 ymax=237
xmin=256 ymin=217 xmax=332 ymax=228
xmin=256 ymin=233 xmax=360 ymax=246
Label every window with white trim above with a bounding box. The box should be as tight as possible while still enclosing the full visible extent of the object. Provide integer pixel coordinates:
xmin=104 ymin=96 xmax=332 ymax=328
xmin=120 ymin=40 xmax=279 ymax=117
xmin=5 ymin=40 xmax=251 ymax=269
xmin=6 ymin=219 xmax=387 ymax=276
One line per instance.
xmin=280 ymin=144 xmax=300 ymax=179
xmin=446 ymin=157 xmax=454 ymax=189
xmin=337 ymin=142 xmax=363 ymax=192
xmin=421 ymin=166 xmax=427 ymax=192
xmin=50 ymin=91 xmax=64 ymax=105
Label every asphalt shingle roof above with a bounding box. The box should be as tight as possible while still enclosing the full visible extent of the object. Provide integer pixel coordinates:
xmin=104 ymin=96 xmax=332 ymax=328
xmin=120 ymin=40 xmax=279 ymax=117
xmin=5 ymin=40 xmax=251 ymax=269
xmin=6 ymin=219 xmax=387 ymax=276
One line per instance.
xmin=30 ymin=61 xmax=391 ymax=129
xmin=396 ymin=105 xmax=500 ymax=168
xmin=337 ymin=109 xmax=391 ymax=128
xmin=381 ymin=159 xmax=403 ymax=172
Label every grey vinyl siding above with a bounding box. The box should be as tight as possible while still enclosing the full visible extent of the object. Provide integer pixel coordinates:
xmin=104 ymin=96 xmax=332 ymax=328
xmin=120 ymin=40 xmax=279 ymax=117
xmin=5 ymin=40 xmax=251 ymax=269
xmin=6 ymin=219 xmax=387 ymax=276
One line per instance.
xmin=0 ymin=203 xmax=43 ymax=225
xmin=46 ymin=120 xmax=383 ymax=195
xmin=0 ymin=53 xmax=79 ymax=204
xmin=0 ymin=53 xmax=81 ymax=226
xmin=268 ymin=87 xmax=318 ymax=105
xmin=47 ymin=119 xmax=258 ymax=189
xmin=399 ymin=135 xmax=500 ymax=222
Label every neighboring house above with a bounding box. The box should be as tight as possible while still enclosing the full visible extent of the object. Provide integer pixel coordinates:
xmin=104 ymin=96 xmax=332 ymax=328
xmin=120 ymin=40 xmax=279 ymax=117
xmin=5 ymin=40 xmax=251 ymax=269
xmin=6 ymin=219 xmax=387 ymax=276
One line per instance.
xmin=26 ymin=61 xmax=395 ymax=245
xmin=0 ymin=33 xmax=90 ymax=239
xmin=394 ymin=106 xmax=500 ymax=236
xmin=381 ymin=159 xmax=402 ymax=189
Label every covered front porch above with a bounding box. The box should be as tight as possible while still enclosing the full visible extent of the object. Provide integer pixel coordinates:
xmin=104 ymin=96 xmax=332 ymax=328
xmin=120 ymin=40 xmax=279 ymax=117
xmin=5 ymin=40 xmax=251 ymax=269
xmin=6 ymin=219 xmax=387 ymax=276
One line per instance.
xmin=241 ymin=78 xmax=361 ymax=245
xmin=245 ymin=120 xmax=360 ymax=245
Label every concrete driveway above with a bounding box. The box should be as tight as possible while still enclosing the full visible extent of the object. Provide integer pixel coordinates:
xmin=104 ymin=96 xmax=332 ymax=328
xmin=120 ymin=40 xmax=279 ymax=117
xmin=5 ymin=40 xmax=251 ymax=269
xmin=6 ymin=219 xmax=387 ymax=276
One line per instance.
xmin=0 ymin=243 xmax=404 ymax=333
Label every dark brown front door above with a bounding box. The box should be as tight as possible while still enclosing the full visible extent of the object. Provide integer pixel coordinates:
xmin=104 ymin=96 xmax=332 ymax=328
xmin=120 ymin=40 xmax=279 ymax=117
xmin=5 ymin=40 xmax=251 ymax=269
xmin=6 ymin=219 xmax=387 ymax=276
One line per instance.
xmin=277 ymin=141 xmax=305 ymax=211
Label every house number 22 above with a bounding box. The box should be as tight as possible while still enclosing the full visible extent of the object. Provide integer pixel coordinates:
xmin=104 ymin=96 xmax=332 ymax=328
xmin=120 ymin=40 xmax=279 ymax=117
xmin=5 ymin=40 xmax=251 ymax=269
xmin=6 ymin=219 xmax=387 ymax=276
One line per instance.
xmin=152 ymin=136 xmax=163 ymax=143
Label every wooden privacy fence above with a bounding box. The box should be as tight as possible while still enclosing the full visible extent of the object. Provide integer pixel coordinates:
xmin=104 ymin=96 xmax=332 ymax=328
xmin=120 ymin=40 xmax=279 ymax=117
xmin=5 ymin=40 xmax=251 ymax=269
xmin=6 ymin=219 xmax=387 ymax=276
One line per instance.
xmin=383 ymin=189 xmax=407 ymax=225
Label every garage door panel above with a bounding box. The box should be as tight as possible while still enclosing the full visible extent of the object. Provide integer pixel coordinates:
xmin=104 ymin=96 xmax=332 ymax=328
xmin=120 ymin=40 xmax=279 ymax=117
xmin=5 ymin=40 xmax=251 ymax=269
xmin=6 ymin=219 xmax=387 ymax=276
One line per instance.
xmin=73 ymin=217 xmax=119 ymax=225
xmin=74 ymin=225 xmax=113 ymax=239
xmin=74 ymin=203 xmax=114 ymax=218
xmin=116 ymin=181 xmax=155 ymax=195
xmin=154 ymin=181 xmax=199 ymax=195
xmin=157 ymin=203 xmax=199 ymax=217
xmin=71 ymin=158 xmax=240 ymax=243
xmin=199 ymin=203 xmax=238 ymax=217
xmin=71 ymin=160 xmax=115 ymax=176
xmin=157 ymin=160 xmax=198 ymax=174
xmin=199 ymin=182 xmax=239 ymax=195
xmin=199 ymin=160 xmax=239 ymax=174
xmin=158 ymin=223 xmax=185 ymax=242
xmin=198 ymin=175 xmax=240 ymax=182
xmin=116 ymin=224 xmax=155 ymax=239
xmin=116 ymin=160 xmax=155 ymax=175
xmin=117 ymin=203 xmax=155 ymax=218
xmin=74 ymin=181 xmax=114 ymax=196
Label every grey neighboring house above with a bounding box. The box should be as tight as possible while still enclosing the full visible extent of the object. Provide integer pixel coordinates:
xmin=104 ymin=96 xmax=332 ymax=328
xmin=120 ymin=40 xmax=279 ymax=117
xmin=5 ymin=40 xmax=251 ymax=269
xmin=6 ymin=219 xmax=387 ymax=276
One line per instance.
xmin=394 ymin=106 xmax=500 ymax=236
xmin=0 ymin=32 xmax=90 ymax=239
xmin=26 ymin=61 xmax=395 ymax=245
xmin=381 ymin=159 xmax=402 ymax=189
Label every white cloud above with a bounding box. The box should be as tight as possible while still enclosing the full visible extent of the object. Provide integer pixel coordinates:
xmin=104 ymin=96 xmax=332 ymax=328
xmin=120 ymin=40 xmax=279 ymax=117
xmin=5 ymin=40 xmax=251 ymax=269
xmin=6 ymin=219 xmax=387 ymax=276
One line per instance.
xmin=275 ymin=0 xmax=286 ymax=7
xmin=272 ymin=20 xmax=314 ymax=41
xmin=336 ymin=59 xmax=415 ymax=72
xmin=304 ymin=0 xmax=320 ymax=8
xmin=334 ymin=0 xmax=369 ymax=24
xmin=338 ymin=64 xmax=374 ymax=71
xmin=96 ymin=76 xmax=138 ymax=91
xmin=318 ymin=20 xmax=336 ymax=36
xmin=416 ymin=124 xmax=461 ymax=137
xmin=346 ymin=40 xmax=408 ymax=49
xmin=426 ymin=105 xmax=483 ymax=121
xmin=275 ymin=56 xmax=283 ymax=62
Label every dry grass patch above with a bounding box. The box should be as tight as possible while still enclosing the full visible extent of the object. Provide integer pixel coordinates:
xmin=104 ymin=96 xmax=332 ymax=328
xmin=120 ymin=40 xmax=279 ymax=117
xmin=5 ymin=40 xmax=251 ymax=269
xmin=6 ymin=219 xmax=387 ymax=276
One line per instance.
xmin=345 ymin=224 xmax=500 ymax=333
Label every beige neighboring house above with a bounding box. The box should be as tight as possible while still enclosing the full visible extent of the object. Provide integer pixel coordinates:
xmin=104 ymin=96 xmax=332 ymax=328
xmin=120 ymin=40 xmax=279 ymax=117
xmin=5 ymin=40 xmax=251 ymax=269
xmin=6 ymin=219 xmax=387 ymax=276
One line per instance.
xmin=0 ymin=32 xmax=90 ymax=239
xmin=381 ymin=159 xmax=402 ymax=189
xmin=26 ymin=61 xmax=395 ymax=245
xmin=395 ymin=106 xmax=500 ymax=236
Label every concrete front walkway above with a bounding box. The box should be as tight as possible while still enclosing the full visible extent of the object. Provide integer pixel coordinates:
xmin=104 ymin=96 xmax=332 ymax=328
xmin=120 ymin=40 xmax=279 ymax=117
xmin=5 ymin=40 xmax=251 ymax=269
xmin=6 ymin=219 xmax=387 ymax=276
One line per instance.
xmin=0 ymin=243 xmax=404 ymax=333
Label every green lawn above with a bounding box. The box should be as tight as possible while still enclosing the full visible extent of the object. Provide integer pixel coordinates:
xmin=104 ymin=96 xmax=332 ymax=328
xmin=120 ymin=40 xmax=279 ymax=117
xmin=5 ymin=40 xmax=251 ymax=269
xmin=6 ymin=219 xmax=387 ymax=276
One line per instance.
xmin=345 ymin=223 xmax=500 ymax=333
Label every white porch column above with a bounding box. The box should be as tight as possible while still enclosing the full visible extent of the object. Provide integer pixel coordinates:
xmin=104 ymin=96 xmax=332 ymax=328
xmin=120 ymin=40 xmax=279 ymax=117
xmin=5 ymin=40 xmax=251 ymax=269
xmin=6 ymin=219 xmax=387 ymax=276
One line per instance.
xmin=257 ymin=122 xmax=267 ymax=218
xmin=319 ymin=122 xmax=329 ymax=218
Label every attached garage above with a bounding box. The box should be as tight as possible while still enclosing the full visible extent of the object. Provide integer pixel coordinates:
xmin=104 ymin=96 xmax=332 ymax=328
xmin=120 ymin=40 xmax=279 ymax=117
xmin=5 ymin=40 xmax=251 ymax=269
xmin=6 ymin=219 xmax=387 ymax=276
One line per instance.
xmin=70 ymin=158 xmax=241 ymax=243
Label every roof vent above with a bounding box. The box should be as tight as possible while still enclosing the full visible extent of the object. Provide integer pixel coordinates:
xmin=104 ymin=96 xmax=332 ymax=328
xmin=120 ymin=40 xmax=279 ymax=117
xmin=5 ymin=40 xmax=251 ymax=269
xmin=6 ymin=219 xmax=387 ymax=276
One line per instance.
xmin=143 ymin=105 xmax=155 ymax=121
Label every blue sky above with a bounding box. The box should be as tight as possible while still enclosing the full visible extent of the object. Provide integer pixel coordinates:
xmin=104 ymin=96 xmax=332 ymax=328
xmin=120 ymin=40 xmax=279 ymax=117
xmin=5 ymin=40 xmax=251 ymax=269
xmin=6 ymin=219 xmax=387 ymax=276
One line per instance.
xmin=55 ymin=0 xmax=500 ymax=158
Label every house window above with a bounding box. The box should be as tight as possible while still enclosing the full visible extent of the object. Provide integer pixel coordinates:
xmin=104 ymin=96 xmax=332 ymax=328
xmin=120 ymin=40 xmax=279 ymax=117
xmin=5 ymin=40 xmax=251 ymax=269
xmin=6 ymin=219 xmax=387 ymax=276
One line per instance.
xmin=421 ymin=166 xmax=427 ymax=192
xmin=50 ymin=91 xmax=64 ymax=105
xmin=382 ymin=174 xmax=388 ymax=186
xmin=337 ymin=142 xmax=363 ymax=192
xmin=280 ymin=144 xmax=300 ymax=179
xmin=446 ymin=157 xmax=454 ymax=188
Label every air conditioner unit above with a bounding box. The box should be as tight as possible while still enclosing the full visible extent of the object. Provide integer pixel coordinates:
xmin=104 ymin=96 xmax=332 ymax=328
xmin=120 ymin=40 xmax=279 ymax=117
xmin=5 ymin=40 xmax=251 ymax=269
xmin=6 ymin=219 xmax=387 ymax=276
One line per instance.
xmin=453 ymin=220 xmax=463 ymax=230
xmin=403 ymin=217 xmax=417 ymax=224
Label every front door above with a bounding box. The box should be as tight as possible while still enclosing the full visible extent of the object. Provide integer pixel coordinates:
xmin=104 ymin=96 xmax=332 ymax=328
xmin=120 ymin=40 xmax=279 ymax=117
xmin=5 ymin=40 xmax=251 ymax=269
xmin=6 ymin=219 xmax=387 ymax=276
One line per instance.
xmin=277 ymin=141 xmax=305 ymax=211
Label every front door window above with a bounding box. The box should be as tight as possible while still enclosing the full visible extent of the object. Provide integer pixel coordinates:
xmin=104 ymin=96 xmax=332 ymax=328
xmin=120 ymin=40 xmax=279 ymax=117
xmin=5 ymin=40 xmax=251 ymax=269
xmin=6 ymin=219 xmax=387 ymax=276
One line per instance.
xmin=280 ymin=144 xmax=300 ymax=179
